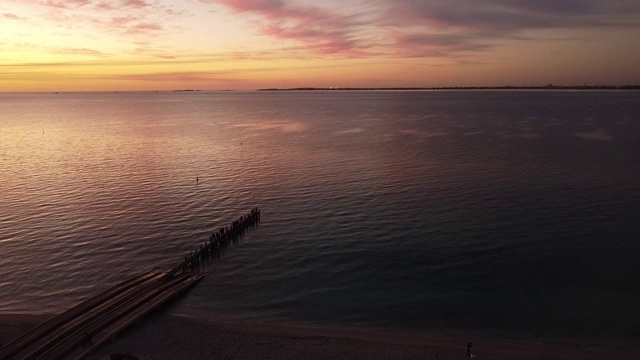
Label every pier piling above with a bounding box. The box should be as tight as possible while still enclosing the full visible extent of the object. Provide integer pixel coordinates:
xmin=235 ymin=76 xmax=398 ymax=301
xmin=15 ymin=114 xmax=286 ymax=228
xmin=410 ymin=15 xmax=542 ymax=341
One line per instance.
xmin=167 ymin=208 xmax=261 ymax=277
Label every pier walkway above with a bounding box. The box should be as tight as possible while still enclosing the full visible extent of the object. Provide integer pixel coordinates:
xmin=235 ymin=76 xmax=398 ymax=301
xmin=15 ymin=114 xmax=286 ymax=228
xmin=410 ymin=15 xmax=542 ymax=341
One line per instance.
xmin=0 ymin=208 xmax=260 ymax=360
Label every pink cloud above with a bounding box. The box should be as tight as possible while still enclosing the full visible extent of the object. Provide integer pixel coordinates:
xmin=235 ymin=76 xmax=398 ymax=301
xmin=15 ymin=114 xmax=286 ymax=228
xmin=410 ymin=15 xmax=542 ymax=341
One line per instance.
xmin=121 ymin=0 xmax=149 ymax=9
xmin=41 ymin=0 xmax=91 ymax=9
xmin=209 ymin=0 xmax=374 ymax=57
xmin=127 ymin=22 xmax=163 ymax=34
xmin=110 ymin=15 xmax=138 ymax=26
xmin=62 ymin=0 xmax=150 ymax=11
xmin=133 ymin=23 xmax=162 ymax=31
xmin=95 ymin=1 xmax=115 ymax=11
xmin=210 ymin=0 xmax=284 ymax=13
xmin=2 ymin=13 xmax=27 ymax=20
xmin=207 ymin=0 xmax=640 ymax=60
xmin=11 ymin=0 xmax=181 ymax=40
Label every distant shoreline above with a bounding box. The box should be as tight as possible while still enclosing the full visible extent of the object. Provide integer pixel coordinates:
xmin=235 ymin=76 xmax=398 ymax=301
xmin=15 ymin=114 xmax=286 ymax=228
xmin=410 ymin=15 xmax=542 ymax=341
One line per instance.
xmin=258 ymin=85 xmax=640 ymax=91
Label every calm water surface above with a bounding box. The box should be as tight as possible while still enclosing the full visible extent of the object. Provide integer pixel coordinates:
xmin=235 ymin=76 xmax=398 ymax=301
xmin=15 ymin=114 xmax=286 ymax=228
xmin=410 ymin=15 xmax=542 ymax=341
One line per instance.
xmin=1 ymin=91 xmax=639 ymax=343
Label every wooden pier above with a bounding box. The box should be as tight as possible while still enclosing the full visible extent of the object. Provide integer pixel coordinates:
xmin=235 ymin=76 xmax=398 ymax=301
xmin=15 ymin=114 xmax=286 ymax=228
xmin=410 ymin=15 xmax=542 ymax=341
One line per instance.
xmin=169 ymin=207 xmax=261 ymax=277
xmin=0 ymin=208 xmax=260 ymax=360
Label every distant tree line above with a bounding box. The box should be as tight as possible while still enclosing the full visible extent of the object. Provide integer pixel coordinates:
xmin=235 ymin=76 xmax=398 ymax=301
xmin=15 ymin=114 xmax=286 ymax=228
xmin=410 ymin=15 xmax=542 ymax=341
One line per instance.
xmin=258 ymin=85 xmax=640 ymax=91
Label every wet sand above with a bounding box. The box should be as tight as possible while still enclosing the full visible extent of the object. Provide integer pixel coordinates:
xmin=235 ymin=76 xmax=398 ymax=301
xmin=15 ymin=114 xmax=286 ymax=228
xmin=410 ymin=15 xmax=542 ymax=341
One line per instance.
xmin=2 ymin=313 xmax=637 ymax=360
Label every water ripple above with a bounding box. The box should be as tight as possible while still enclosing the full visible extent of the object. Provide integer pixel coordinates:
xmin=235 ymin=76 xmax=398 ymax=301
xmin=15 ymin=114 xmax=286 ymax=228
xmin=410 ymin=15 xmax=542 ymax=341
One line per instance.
xmin=1 ymin=91 xmax=639 ymax=342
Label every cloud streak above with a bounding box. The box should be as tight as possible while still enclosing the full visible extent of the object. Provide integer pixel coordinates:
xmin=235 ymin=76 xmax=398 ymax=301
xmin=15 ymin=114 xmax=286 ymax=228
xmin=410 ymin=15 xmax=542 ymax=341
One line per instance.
xmin=2 ymin=12 xmax=28 ymax=20
xmin=208 ymin=0 xmax=640 ymax=59
xmin=384 ymin=0 xmax=640 ymax=31
xmin=40 ymin=0 xmax=91 ymax=10
xmin=111 ymin=71 xmax=240 ymax=82
xmin=5 ymin=0 xmax=181 ymax=39
xmin=382 ymin=0 xmax=640 ymax=57
xmin=51 ymin=47 xmax=110 ymax=56
xmin=205 ymin=0 xmax=378 ymax=57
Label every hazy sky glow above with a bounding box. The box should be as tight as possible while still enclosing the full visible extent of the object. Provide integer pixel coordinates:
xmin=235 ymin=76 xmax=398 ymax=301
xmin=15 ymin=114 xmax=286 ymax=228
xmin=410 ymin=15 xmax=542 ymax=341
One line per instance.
xmin=1 ymin=0 xmax=640 ymax=91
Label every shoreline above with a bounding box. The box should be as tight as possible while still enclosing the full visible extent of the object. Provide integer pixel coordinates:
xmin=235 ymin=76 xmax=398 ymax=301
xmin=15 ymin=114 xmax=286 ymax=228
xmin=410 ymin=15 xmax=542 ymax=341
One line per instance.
xmin=2 ymin=313 xmax=637 ymax=360
xmin=257 ymin=85 xmax=640 ymax=91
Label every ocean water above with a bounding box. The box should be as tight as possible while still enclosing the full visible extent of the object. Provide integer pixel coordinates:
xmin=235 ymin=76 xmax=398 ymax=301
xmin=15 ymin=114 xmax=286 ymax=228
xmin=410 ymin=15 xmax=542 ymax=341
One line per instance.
xmin=1 ymin=90 xmax=639 ymax=343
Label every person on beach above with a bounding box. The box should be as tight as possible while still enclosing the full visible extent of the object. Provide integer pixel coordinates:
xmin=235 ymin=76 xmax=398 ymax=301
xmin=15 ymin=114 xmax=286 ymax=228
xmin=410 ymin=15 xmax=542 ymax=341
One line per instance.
xmin=467 ymin=342 xmax=477 ymax=358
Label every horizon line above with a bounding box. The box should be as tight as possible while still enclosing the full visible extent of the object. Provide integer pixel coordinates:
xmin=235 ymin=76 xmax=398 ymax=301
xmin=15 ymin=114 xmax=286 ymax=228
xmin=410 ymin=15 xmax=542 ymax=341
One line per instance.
xmin=2 ymin=84 xmax=640 ymax=93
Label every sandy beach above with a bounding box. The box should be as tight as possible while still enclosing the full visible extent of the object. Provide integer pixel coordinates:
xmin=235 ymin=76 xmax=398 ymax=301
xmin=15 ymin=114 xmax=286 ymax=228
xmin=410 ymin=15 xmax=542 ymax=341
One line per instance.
xmin=2 ymin=313 xmax=637 ymax=360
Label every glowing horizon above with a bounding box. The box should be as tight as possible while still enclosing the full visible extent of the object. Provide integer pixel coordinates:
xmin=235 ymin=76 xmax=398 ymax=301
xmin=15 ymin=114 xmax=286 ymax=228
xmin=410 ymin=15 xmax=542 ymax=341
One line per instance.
xmin=2 ymin=0 xmax=640 ymax=91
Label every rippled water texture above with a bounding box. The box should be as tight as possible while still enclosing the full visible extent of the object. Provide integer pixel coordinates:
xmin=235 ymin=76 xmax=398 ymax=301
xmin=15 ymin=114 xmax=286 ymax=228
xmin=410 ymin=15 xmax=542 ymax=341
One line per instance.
xmin=1 ymin=91 xmax=639 ymax=342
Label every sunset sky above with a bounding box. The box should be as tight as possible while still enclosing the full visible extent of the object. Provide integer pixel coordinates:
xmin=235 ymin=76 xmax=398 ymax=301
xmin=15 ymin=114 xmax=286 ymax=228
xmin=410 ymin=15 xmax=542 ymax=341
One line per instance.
xmin=2 ymin=0 xmax=640 ymax=91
